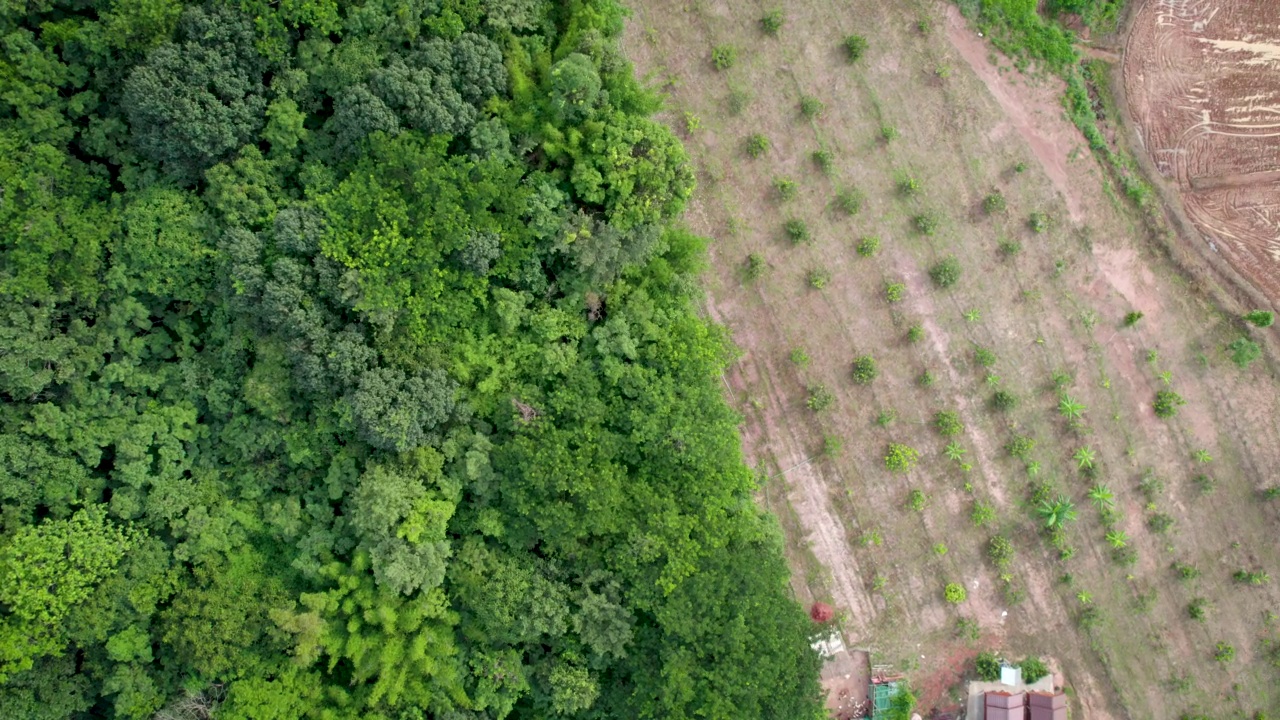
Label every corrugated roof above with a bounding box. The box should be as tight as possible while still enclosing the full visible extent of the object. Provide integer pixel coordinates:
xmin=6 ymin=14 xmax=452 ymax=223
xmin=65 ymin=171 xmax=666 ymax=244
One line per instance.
xmin=1029 ymin=691 xmax=1067 ymax=709
xmin=985 ymin=690 xmax=1026 ymax=709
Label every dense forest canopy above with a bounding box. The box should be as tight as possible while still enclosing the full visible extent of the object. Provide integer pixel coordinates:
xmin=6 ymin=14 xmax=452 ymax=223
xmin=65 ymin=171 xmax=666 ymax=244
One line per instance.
xmin=0 ymin=1 xmax=823 ymax=718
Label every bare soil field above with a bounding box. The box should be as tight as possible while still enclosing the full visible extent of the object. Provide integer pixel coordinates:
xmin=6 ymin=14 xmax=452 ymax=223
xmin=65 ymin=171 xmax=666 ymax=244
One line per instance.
xmin=623 ymin=0 xmax=1280 ymax=718
xmin=1124 ymin=0 xmax=1280 ymax=302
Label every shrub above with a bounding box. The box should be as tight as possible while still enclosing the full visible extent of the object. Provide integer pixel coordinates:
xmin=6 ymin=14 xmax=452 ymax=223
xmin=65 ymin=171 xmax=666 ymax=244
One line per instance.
xmin=885 ymin=282 xmax=906 ymax=303
xmin=944 ymin=583 xmax=966 ymax=604
xmin=744 ymin=253 xmax=766 ymax=279
xmin=856 ymin=236 xmax=881 ymax=257
xmin=1123 ymin=311 xmax=1144 ymax=327
xmin=933 ymin=543 xmax=948 ymax=556
xmin=918 ymin=369 xmax=935 ymax=387
xmin=955 ymin=617 xmax=980 ymax=641
xmin=1188 ymin=598 xmax=1208 ymax=621
xmin=711 ymin=45 xmax=737 ymax=71
xmin=806 ymin=384 xmax=834 ymax=411
xmin=975 ymin=651 xmax=1001 ymax=681
xmin=784 ymin=218 xmax=810 ymax=244
xmin=991 ymin=389 xmax=1017 ymax=412
xmin=760 ymin=9 xmax=784 ymax=34
xmin=812 ymin=149 xmax=834 ymax=174
xmin=773 ymin=176 xmax=799 ymax=201
xmin=934 ymin=410 xmax=964 ymax=437
xmin=1234 ymin=569 xmax=1270 ymax=586
xmin=929 ymin=256 xmax=961 ymax=288
xmin=1019 ymin=657 xmax=1049 ymax=683
xmin=790 ymin=347 xmax=810 ymax=367
xmin=1227 ymin=336 xmax=1262 ymax=368
xmin=1193 ymin=474 xmax=1216 ymax=495
xmin=1028 ymin=211 xmax=1050 ymax=233
xmin=874 ymin=409 xmax=897 ymax=427
xmin=971 ymin=500 xmax=995 ymax=527
xmin=823 ymin=435 xmax=843 ymax=458
xmin=880 ymin=124 xmax=899 ymax=142
xmin=1146 ymin=513 xmax=1174 ymax=533
xmin=983 ymin=192 xmax=1007 ymax=214
xmin=1173 ymin=562 xmax=1200 ymax=581
xmin=1244 ymin=310 xmax=1275 ymax=328
xmin=988 ymin=534 xmax=1014 ymax=569
xmin=907 ymin=489 xmax=928 ymax=512
xmin=1214 ymin=642 xmax=1235 ymax=663
xmin=913 ymin=212 xmax=939 ymax=236
xmin=1153 ymin=389 xmax=1185 ymax=418
xmin=998 ymin=239 xmax=1022 ymax=258
xmin=897 ymin=174 xmax=921 ymax=196
xmin=906 ymin=324 xmax=924 ymax=343
xmin=727 ymin=87 xmax=751 ymax=115
xmin=851 ymin=355 xmax=879 ymax=384
xmin=807 ymin=267 xmax=831 ymax=289
xmin=844 ymin=34 xmax=868 ymax=62
xmin=799 ymin=96 xmax=825 ymax=119
xmin=746 ymin=133 xmax=770 ymax=158
xmin=836 ymin=187 xmax=864 ymax=215
xmin=974 ymin=346 xmax=997 ymax=368
xmin=1005 ymin=434 xmax=1036 ymax=460
xmin=885 ymin=443 xmax=919 ymax=473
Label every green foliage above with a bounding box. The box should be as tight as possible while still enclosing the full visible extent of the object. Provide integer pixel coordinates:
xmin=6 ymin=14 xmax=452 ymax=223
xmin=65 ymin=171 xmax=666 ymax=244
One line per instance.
xmin=988 ymin=534 xmax=1014 ymax=569
xmin=1123 ymin=311 xmax=1144 ymax=327
xmin=1188 ymin=598 xmax=1208 ymax=621
xmin=844 ymin=34 xmax=869 ymax=62
xmin=791 ymin=347 xmax=811 ymax=367
xmin=857 ymin=236 xmax=881 ymax=257
xmin=1244 ymin=310 xmax=1275 ymax=328
xmin=1154 ymin=389 xmax=1186 ymax=418
xmin=1234 ymin=569 xmax=1271 ymax=586
xmin=998 ymin=239 xmax=1022 ymax=258
xmin=944 ymin=583 xmax=967 ymax=604
xmin=1146 ymin=513 xmax=1174 ymax=533
xmin=886 ymin=443 xmax=920 ymax=473
xmin=880 ymin=124 xmax=899 ymax=142
xmin=851 ymin=355 xmax=880 ymax=384
xmin=875 ymin=409 xmax=898 ymax=427
xmin=1215 ymin=642 xmax=1236 ymax=663
xmin=1037 ymin=496 xmax=1077 ymax=530
xmin=745 ymin=252 xmax=767 ymax=280
xmin=974 ymin=346 xmax=998 ymax=368
xmin=837 ymin=187 xmax=865 ymax=215
xmin=799 ymin=96 xmax=825 ymax=119
xmin=1227 ymin=336 xmax=1262 ymax=368
xmin=807 ymin=384 xmax=835 ymax=411
xmin=760 ymin=9 xmax=785 ymax=34
xmin=972 ymin=501 xmax=996 ymax=528
xmin=807 ymin=267 xmax=831 ymax=289
xmin=907 ymin=489 xmax=929 ymax=512
xmin=934 ymin=410 xmax=964 ymax=437
xmin=913 ymin=212 xmax=940 ymax=236
xmin=773 ymin=177 xmax=799 ymax=202
xmin=991 ymin=389 xmax=1018 ymax=412
xmin=812 ymin=149 xmax=834 ymax=174
xmin=1006 ymin=434 xmax=1037 ymax=460
xmin=885 ymin=282 xmax=907 ymax=303
xmin=712 ymin=45 xmax=738 ymax=70
xmin=897 ymin=174 xmax=922 ymax=196
xmin=785 ymin=218 xmax=811 ymax=244
xmin=1028 ymin=211 xmax=1050 ymax=233
xmin=983 ymin=192 xmax=1007 ymax=214
xmin=929 ymin=256 xmax=962 ymax=288
xmin=746 ymin=133 xmax=771 ymax=157
xmin=975 ymin=651 xmax=1001 ymax=681
xmin=964 ymin=0 xmax=1079 ymax=73
xmin=1019 ymin=657 xmax=1049 ymax=683
xmin=907 ymin=324 xmax=925 ymax=343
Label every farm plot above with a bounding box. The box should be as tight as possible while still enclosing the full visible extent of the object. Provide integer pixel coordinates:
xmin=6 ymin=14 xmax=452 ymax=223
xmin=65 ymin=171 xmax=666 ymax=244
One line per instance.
xmin=1124 ymin=0 xmax=1280 ymax=302
xmin=624 ymin=0 xmax=1280 ymax=718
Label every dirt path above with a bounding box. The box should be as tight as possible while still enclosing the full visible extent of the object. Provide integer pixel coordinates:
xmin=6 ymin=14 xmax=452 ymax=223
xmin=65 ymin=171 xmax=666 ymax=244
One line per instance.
xmin=945 ymin=6 xmax=1087 ymax=224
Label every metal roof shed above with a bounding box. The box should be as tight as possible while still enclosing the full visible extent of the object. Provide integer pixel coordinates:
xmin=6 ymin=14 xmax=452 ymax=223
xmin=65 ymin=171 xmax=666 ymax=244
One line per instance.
xmin=1029 ymin=691 xmax=1068 ymax=720
xmin=985 ymin=690 xmax=1026 ymax=720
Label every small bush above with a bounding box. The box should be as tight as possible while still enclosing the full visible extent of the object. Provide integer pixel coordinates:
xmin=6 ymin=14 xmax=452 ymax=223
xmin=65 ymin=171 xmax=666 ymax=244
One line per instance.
xmin=944 ymin=583 xmax=966 ymax=604
xmin=1028 ymin=211 xmax=1050 ymax=233
xmin=1193 ymin=474 xmax=1216 ymax=496
xmin=1244 ymin=310 xmax=1275 ymax=328
xmin=855 ymin=236 xmax=881 ymax=257
xmin=806 ymin=384 xmax=834 ymax=411
xmin=907 ymin=489 xmax=928 ymax=511
xmin=885 ymin=282 xmax=906 ymax=303
xmin=974 ymin=346 xmax=997 ymax=368
xmin=773 ymin=176 xmax=798 ymax=201
xmin=784 ymin=218 xmax=810 ymax=244
xmin=1019 ymin=658 xmax=1049 ymax=683
xmin=1153 ymin=389 xmax=1185 ymax=418
xmin=918 ymin=370 xmax=935 ymax=387
xmin=988 ymin=534 xmax=1014 ymax=568
xmin=823 ymin=434 xmax=843 ymax=458
xmin=711 ymin=45 xmax=737 ymax=71
xmin=906 ymin=324 xmax=924 ymax=343
xmin=955 ymin=617 xmax=980 ymax=641
xmin=1227 ymin=336 xmax=1262 ymax=368
xmin=975 ymin=651 xmax=1001 ymax=681
xmin=799 ymin=96 xmax=825 ymax=119
xmin=851 ymin=355 xmax=879 ymax=384
xmin=812 ymin=149 xmax=834 ymax=174
xmin=1146 ymin=513 xmax=1174 ymax=533
xmin=929 ymin=256 xmax=962 ymax=288
xmin=760 ymin=9 xmax=784 ymax=34
xmin=727 ymin=87 xmax=751 ymax=115
xmin=913 ymin=212 xmax=939 ymax=236
xmin=998 ymin=239 xmax=1022 ymax=258
xmin=1188 ymin=598 xmax=1208 ymax=621
xmin=991 ymin=389 xmax=1018 ymax=412
xmin=885 ymin=442 xmax=919 ymax=473
xmin=897 ymin=174 xmax=921 ymax=196
xmin=1123 ymin=311 xmax=1144 ymax=327
xmin=971 ymin=500 xmax=995 ymax=528
xmin=874 ymin=409 xmax=897 ymax=427
xmin=1006 ymin=434 xmax=1036 ymax=460
xmin=1173 ymin=562 xmax=1200 ymax=581
xmin=844 ymin=34 xmax=868 ymax=62
xmin=1214 ymin=642 xmax=1235 ymax=663
xmin=744 ymin=253 xmax=766 ymax=280
xmin=790 ymin=347 xmax=810 ymax=367
xmin=807 ymin=268 xmax=831 ymax=289
xmin=934 ymin=410 xmax=964 ymax=437
xmin=983 ymin=192 xmax=1007 ymax=215
xmin=880 ymin=124 xmax=898 ymax=143
xmin=1233 ymin=569 xmax=1270 ymax=586
xmin=746 ymin=133 xmax=770 ymax=158
xmin=836 ymin=187 xmax=864 ymax=215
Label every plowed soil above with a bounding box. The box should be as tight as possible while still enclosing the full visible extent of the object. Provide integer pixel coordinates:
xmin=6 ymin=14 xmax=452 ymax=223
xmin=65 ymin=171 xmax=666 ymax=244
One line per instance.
xmin=1124 ymin=0 xmax=1280 ymax=302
